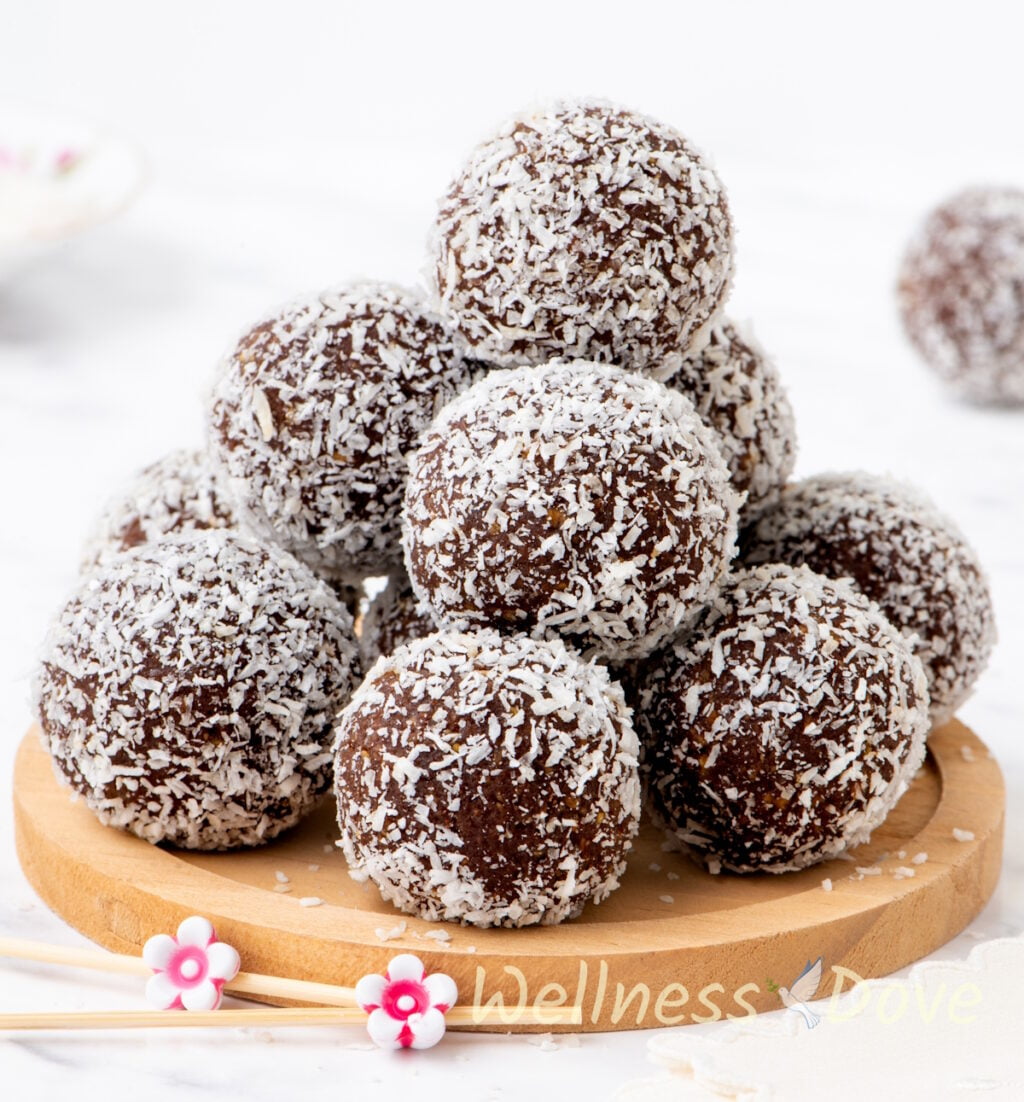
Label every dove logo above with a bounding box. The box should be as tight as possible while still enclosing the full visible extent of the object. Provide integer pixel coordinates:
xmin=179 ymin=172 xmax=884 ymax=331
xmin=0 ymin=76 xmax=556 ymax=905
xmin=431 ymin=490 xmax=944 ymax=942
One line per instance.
xmin=768 ymin=957 xmax=824 ymax=1029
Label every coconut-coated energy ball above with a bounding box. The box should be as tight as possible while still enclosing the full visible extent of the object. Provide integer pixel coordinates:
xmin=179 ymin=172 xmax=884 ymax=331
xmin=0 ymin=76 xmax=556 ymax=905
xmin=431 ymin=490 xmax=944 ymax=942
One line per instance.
xmin=80 ymin=449 xmax=236 ymax=573
xmin=37 ymin=530 xmax=362 ymax=850
xmin=430 ymin=99 xmax=734 ymax=379
xmin=636 ymin=564 xmax=930 ymax=874
xmin=742 ymin=472 xmax=996 ymax=726
xmin=668 ymin=320 xmax=796 ymax=518
xmin=898 ymin=187 xmax=1024 ymax=405
xmin=360 ymin=569 xmax=437 ymax=667
xmin=208 ymin=282 xmax=474 ymax=580
xmin=403 ymin=361 xmax=740 ymax=662
xmin=333 ymin=629 xmax=641 ymax=927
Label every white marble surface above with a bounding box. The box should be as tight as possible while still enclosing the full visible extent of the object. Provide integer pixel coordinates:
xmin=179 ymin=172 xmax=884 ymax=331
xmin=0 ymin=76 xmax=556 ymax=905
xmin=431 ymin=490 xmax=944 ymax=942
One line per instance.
xmin=2 ymin=2 xmax=1023 ymax=1099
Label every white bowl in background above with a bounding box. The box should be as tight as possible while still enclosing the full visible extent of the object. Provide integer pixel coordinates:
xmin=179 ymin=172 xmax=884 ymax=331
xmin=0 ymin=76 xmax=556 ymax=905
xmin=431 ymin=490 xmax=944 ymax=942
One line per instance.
xmin=0 ymin=104 xmax=145 ymax=276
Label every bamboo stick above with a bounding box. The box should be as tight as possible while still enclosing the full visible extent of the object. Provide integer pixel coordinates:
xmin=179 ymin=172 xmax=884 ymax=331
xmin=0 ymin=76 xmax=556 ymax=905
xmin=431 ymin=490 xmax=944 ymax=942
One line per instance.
xmin=0 ymin=936 xmax=356 ymax=1006
xmin=0 ymin=936 xmax=583 ymax=1026
xmin=0 ymin=1005 xmax=582 ymax=1030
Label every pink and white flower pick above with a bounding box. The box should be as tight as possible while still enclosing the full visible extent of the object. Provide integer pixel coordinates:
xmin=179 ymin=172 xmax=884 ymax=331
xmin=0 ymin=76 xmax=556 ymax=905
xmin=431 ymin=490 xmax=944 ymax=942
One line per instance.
xmin=142 ymin=916 xmax=240 ymax=1012
xmin=355 ymin=953 xmax=458 ymax=1050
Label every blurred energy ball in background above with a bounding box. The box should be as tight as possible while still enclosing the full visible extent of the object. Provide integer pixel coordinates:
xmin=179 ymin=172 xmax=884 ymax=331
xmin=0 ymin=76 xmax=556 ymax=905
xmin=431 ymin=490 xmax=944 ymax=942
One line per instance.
xmin=898 ymin=186 xmax=1024 ymax=407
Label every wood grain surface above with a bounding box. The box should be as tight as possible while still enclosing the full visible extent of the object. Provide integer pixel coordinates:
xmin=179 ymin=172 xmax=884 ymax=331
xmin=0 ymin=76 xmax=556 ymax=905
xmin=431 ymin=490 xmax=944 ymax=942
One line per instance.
xmin=13 ymin=721 xmax=1004 ymax=1032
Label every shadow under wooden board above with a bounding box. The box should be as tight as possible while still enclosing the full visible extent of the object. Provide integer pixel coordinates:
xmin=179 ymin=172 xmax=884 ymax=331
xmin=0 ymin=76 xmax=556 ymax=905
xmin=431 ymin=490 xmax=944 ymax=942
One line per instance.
xmin=13 ymin=720 xmax=1004 ymax=1033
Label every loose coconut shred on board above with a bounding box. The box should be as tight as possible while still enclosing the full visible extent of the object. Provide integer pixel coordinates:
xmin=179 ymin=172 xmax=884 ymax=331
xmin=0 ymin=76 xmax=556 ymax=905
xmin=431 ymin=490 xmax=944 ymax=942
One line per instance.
xmin=333 ymin=629 xmax=641 ymax=928
xmin=429 ymin=99 xmax=734 ymax=378
xmin=636 ymin=564 xmax=930 ymax=873
xmin=403 ymin=361 xmax=740 ymax=663
xmin=37 ymin=530 xmax=361 ymax=850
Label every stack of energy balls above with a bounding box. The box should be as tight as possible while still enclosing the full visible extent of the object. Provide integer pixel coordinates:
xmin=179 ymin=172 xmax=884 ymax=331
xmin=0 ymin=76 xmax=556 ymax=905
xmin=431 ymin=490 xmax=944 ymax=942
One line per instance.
xmin=36 ymin=100 xmax=996 ymax=929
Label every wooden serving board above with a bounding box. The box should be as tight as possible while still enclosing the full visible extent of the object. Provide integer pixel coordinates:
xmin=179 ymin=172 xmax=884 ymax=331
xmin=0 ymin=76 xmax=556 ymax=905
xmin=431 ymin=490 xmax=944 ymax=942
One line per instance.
xmin=13 ymin=721 xmax=1003 ymax=1033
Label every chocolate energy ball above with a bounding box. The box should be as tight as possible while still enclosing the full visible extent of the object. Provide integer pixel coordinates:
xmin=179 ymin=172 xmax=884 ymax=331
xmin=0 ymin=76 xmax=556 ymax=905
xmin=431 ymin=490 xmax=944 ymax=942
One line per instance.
xmin=668 ymin=320 xmax=796 ymax=518
xmin=898 ymin=187 xmax=1024 ymax=404
xmin=360 ymin=569 xmax=437 ymax=666
xmin=80 ymin=449 xmax=236 ymax=573
xmin=403 ymin=361 xmax=740 ymax=663
xmin=334 ymin=629 xmax=641 ymax=927
xmin=37 ymin=530 xmax=361 ymax=850
xmin=742 ymin=472 xmax=996 ymax=726
xmin=430 ymin=99 xmax=734 ymax=379
xmin=328 ymin=578 xmax=364 ymax=621
xmin=636 ymin=564 xmax=930 ymax=874
xmin=208 ymin=282 xmax=474 ymax=581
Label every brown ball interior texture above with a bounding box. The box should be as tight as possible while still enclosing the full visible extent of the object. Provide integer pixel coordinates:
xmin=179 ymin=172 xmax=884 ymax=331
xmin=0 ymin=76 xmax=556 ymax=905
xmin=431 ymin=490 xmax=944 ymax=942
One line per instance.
xmin=742 ymin=472 xmax=996 ymax=726
xmin=635 ymin=564 xmax=930 ymax=873
xmin=431 ymin=99 xmax=734 ymax=378
xmin=37 ymin=531 xmax=362 ymax=850
xmin=898 ymin=186 xmax=1024 ymax=405
xmin=334 ymin=630 xmax=641 ymax=927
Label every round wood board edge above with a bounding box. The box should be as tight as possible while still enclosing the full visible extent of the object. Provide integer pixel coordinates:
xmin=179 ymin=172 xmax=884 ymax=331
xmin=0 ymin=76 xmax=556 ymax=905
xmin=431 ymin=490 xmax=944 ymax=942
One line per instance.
xmin=13 ymin=720 xmax=1004 ymax=1032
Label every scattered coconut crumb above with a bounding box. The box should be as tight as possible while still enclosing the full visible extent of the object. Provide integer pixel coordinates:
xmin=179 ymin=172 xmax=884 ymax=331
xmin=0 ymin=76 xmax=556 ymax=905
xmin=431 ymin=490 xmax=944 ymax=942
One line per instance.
xmin=465 ymin=946 xmax=477 ymax=954
xmin=526 ymin=1032 xmax=580 ymax=1051
xmin=667 ymin=871 xmax=680 ymax=881
xmin=706 ymin=859 xmax=722 ymax=875
xmin=528 ymin=1033 xmax=559 ymax=1052
xmin=855 ymin=867 xmax=882 ymax=876
xmin=324 ymin=844 xmax=336 ymax=854
xmin=299 ymin=897 xmax=324 ymax=907
xmin=308 ymin=864 xmax=321 ymax=872
xmin=912 ymin=852 xmax=928 ymax=865
xmin=833 ymin=851 xmax=855 ymax=862
xmin=423 ymin=929 xmax=452 ymax=943
xmin=649 ymin=863 xmax=662 ymax=873
xmin=893 ymin=867 xmax=916 ymax=880
xmin=953 ymin=828 xmax=975 ymax=842
xmin=960 ymin=745 xmax=976 ymax=763
xmin=659 ymin=894 xmax=675 ymax=904
xmin=375 ymin=921 xmax=408 ymax=942
xmin=273 ymin=884 xmax=292 ymax=894
xmin=821 ymin=878 xmax=833 ymax=892
xmin=274 ymin=870 xmax=290 ymax=884
xmin=896 ymin=850 xmax=907 ymax=859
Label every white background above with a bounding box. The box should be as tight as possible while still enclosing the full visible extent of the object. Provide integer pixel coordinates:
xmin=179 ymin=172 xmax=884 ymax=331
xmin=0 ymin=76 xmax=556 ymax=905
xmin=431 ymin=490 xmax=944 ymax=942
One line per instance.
xmin=1 ymin=2 xmax=1023 ymax=1098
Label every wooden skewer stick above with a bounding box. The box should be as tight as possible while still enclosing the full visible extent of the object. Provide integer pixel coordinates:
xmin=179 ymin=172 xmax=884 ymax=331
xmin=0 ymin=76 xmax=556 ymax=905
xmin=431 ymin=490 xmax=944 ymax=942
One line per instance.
xmin=0 ymin=935 xmax=356 ymax=1006
xmin=0 ymin=937 xmax=582 ymax=1026
xmin=0 ymin=1005 xmax=581 ymax=1031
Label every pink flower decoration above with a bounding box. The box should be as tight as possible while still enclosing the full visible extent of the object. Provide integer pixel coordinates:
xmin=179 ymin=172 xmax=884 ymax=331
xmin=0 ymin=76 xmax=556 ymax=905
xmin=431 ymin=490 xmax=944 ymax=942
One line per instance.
xmin=142 ymin=916 xmax=240 ymax=1011
xmin=54 ymin=148 xmax=81 ymax=174
xmin=355 ymin=953 xmax=457 ymax=1050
